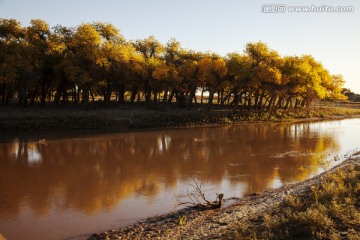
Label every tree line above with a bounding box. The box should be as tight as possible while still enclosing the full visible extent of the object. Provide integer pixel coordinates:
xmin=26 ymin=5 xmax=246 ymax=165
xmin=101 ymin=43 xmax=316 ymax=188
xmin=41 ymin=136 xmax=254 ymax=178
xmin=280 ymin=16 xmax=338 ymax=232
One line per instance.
xmin=0 ymin=18 xmax=346 ymax=111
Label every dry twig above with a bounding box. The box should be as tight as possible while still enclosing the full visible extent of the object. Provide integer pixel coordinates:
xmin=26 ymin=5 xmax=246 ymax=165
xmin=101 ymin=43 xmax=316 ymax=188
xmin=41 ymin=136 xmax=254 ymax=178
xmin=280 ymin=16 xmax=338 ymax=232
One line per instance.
xmin=175 ymin=176 xmax=224 ymax=209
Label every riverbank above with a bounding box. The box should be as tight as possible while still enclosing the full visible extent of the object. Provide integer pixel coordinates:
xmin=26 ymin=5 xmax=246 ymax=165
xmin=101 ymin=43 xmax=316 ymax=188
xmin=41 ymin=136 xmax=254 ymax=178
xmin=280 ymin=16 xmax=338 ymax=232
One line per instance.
xmin=89 ymin=155 xmax=360 ymax=240
xmin=1 ymin=101 xmax=360 ymax=133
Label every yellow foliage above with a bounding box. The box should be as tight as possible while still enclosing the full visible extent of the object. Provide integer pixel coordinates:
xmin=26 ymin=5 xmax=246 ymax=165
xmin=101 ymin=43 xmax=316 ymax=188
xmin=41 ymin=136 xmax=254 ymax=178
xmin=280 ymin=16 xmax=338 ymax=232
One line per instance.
xmin=198 ymin=56 xmax=227 ymax=87
xmin=0 ymin=18 xmax=351 ymax=107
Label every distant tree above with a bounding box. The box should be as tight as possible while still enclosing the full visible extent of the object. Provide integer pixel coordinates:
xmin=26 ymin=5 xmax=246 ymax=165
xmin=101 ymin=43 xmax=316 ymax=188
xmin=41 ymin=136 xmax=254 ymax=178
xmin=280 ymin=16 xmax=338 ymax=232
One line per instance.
xmin=244 ymin=42 xmax=283 ymax=112
xmin=300 ymin=55 xmax=333 ymax=107
xmin=226 ymin=52 xmax=251 ymax=110
xmin=0 ymin=18 xmax=25 ymax=104
xmin=197 ymin=55 xmax=227 ymax=110
xmin=51 ymin=24 xmax=76 ymax=104
xmin=280 ymin=55 xmax=345 ymax=109
xmin=326 ymin=74 xmax=347 ymax=100
xmin=26 ymin=19 xmax=54 ymax=106
xmin=133 ymin=36 xmax=165 ymax=108
xmin=179 ymin=57 xmax=200 ymax=109
xmin=342 ymin=88 xmax=360 ymax=102
xmin=163 ymin=38 xmax=183 ymax=109
xmin=152 ymin=60 xmax=181 ymax=110
xmin=70 ymin=23 xmax=102 ymax=107
xmin=92 ymin=22 xmax=130 ymax=106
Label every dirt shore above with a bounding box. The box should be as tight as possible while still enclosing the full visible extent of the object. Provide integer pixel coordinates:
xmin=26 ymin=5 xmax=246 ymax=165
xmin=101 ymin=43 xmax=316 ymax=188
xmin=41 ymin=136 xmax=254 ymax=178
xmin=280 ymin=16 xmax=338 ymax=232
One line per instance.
xmin=1 ymin=104 xmax=360 ymax=134
xmin=88 ymin=156 xmax=360 ymax=240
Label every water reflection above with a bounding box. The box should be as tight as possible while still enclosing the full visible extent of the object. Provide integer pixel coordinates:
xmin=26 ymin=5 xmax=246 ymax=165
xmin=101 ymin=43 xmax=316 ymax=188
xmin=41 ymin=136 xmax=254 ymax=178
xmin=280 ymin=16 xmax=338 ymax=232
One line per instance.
xmin=0 ymin=120 xmax=353 ymax=240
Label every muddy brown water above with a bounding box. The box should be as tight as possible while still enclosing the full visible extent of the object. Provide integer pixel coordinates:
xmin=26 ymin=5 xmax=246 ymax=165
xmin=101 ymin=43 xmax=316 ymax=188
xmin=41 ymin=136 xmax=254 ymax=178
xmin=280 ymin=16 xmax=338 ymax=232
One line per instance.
xmin=1 ymin=119 xmax=360 ymax=240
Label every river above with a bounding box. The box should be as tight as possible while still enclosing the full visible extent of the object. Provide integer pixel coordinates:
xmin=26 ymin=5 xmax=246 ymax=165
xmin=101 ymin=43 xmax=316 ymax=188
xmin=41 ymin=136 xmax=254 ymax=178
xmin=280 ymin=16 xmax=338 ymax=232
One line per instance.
xmin=1 ymin=118 xmax=360 ymax=240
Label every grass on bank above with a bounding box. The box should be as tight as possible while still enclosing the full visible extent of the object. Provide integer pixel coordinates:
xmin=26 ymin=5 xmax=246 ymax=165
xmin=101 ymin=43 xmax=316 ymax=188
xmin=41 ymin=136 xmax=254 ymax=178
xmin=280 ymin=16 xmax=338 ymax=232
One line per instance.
xmin=1 ymin=101 xmax=360 ymax=131
xmin=231 ymin=162 xmax=360 ymax=240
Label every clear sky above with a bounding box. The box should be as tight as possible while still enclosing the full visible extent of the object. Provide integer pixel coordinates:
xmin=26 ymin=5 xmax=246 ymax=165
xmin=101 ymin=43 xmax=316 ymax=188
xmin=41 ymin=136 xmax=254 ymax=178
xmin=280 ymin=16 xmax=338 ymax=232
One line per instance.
xmin=1 ymin=0 xmax=360 ymax=92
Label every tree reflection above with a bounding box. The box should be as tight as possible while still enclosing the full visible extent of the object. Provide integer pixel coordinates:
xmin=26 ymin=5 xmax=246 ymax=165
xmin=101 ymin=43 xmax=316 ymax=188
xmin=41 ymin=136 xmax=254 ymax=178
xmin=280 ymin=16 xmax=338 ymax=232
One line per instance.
xmin=0 ymin=122 xmax=339 ymax=217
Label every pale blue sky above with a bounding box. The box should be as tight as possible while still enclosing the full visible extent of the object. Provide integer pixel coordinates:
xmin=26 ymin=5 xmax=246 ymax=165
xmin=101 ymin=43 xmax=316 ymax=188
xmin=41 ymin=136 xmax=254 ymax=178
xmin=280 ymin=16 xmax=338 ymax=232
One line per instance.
xmin=1 ymin=0 xmax=359 ymax=92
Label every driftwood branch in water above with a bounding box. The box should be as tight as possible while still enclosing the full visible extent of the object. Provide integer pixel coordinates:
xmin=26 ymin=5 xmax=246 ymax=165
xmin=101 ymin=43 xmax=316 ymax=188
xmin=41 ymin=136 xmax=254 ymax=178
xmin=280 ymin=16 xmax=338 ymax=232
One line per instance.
xmin=174 ymin=176 xmax=224 ymax=209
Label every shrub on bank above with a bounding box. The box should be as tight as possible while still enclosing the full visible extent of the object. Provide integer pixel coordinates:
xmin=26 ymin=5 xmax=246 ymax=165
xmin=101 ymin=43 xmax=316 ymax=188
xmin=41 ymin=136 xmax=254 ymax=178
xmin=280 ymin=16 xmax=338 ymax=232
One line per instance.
xmin=232 ymin=164 xmax=360 ymax=239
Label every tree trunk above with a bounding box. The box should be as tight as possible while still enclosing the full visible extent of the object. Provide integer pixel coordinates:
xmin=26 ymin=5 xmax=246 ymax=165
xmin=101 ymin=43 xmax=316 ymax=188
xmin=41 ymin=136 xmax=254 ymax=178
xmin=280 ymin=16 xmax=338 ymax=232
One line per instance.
xmin=137 ymin=92 xmax=141 ymax=103
xmin=54 ymin=85 xmax=63 ymax=105
xmin=253 ymin=90 xmax=259 ymax=109
xmin=167 ymin=90 xmax=175 ymax=103
xmin=40 ymin=81 xmax=47 ymax=106
xmin=275 ymin=97 xmax=283 ymax=110
xmin=145 ymin=79 xmax=151 ymax=107
xmin=247 ymin=96 xmax=252 ymax=111
xmin=153 ymin=90 xmax=158 ymax=110
xmin=82 ymin=87 xmax=89 ymax=108
xmin=176 ymin=90 xmax=186 ymax=108
xmin=162 ymin=85 xmax=169 ymax=111
xmin=233 ymin=93 xmax=240 ymax=112
xmin=104 ymin=79 xmax=112 ymax=107
xmin=5 ymin=92 xmax=11 ymax=105
xmin=200 ymin=89 xmax=204 ymax=104
xmin=284 ymin=97 xmax=291 ymax=110
xmin=220 ymin=90 xmax=225 ymax=105
xmin=30 ymin=87 xmax=38 ymax=106
xmin=118 ymin=83 xmax=125 ymax=104
xmin=267 ymin=96 xmax=275 ymax=112
xmin=130 ymin=87 xmax=138 ymax=103
xmin=257 ymin=92 xmax=265 ymax=110
xmin=187 ymin=86 xmax=197 ymax=110
xmin=207 ymin=89 xmax=214 ymax=111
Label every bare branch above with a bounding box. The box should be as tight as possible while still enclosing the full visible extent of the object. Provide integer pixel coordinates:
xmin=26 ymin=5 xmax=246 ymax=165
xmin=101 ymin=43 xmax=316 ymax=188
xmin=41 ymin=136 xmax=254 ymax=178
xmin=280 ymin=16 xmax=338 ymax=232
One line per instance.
xmin=174 ymin=176 xmax=224 ymax=209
